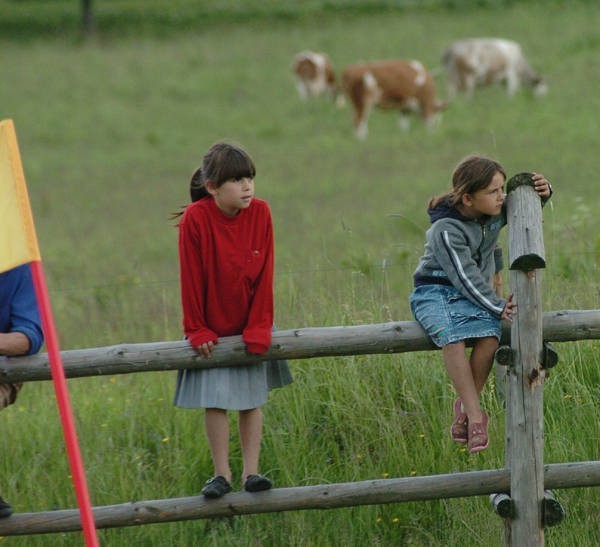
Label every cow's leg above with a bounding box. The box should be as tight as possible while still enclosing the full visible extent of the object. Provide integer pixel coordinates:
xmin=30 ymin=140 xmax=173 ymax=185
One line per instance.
xmin=355 ymin=103 xmax=371 ymax=140
xmin=463 ymin=75 xmax=476 ymax=99
xmin=446 ymin=81 xmax=458 ymax=101
xmin=421 ymin=104 xmax=441 ymax=131
xmin=335 ymin=93 xmax=346 ymax=108
xmin=348 ymin=87 xmax=369 ymax=140
xmin=506 ymin=69 xmax=520 ymax=96
xmin=445 ymin=69 xmax=460 ymax=101
xmin=353 ymin=75 xmax=379 ymax=140
xmin=295 ymin=81 xmax=309 ymax=100
xmin=424 ymin=111 xmax=441 ymax=130
xmin=398 ymin=113 xmax=411 ymax=132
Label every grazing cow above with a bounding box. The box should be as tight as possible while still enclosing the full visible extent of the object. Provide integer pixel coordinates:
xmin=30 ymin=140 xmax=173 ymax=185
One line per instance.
xmin=341 ymin=59 xmax=446 ymax=140
xmin=292 ymin=50 xmax=340 ymax=102
xmin=441 ymin=38 xmax=547 ymax=99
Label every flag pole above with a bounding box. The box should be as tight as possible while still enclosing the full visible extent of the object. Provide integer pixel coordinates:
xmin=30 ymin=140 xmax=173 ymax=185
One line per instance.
xmin=1 ymin=118 xmax=98 ymax=543
xmin=29 ymin=260 xmax=99 ymax=546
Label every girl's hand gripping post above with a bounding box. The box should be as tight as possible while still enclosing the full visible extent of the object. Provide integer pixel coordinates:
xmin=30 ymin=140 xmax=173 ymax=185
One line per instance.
xmin=501 ymin=293 xmax=517 ymax=323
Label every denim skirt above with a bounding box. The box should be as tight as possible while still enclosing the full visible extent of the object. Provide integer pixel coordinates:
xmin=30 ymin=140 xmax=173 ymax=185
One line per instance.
xmin=410 ymin=284 xmax=501 ymax=348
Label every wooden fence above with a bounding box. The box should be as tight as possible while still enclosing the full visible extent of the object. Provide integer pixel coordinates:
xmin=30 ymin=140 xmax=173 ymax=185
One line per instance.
xmin=0 ymin=309 xmax=598 ymax=539
xmin=0 ymin=176 xmax=598 ymax=544
xmin=0 ymin=462 xmax=598 ymax=536
xmin=1 ymin=310 xmax=598 ymax=384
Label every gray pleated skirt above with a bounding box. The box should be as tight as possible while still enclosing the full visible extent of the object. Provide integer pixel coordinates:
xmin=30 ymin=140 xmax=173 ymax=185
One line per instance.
xmin=174 ymin=360 xmax=293 ymax=411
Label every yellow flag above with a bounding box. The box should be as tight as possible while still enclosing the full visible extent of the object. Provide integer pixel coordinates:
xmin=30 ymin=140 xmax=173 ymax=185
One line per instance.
xmin=0 ymin=119 xmax=41 ymax=273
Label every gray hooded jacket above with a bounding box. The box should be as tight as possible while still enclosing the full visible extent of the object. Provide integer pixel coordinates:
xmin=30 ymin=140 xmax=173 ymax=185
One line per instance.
xmin=412 ymin=199 xmax=507 ymax=318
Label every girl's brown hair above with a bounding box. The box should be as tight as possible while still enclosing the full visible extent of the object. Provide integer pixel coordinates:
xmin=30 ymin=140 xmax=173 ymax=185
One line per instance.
xmin=201 ymin=141 xmax=256 ymax=189
xmin=429 ymin=155 xmax=506 ymax=209
xmin=172 ymin=141 xmax=256 ymax=221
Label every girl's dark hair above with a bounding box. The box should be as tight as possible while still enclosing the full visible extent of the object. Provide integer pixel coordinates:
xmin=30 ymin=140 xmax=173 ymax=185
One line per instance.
xmin=172 ymin=141 xmax=256 ymax=221
xmin=429 ymin=155 xmax=506 ymax=209
xmin=190 ymin=141 xmax=256 ymax=201
xmin=189 ymin=166 xmax=204 ymax=202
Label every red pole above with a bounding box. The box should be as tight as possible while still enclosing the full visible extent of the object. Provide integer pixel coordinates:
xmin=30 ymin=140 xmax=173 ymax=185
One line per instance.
xmin=29 ymin=260 xmax=99 ymax=546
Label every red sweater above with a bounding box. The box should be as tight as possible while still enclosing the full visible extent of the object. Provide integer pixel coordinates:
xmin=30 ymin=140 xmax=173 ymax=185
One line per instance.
xmin=179 ymin=196 xmax=274 ymax=354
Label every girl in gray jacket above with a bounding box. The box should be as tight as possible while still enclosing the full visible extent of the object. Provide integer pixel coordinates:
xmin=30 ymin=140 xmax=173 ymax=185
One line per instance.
xmin=410 ymin=155 xmax=552 ymax=453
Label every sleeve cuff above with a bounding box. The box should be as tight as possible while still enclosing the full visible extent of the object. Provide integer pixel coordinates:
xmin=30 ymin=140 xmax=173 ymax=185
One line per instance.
xmin=245 ymin=341 xmax=269 ymax=355
xmin=243 ymin=327 xmax=272 ymax=355
xmin=12 ymin=327 xmax=42 ymax=355
xmin=187 ymin=329 xmax=219 ymax=348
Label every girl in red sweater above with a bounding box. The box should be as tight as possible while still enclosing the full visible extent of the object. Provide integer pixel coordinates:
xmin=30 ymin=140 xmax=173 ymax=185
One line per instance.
xmin=175 ymin=142 xmax=292 ymax=498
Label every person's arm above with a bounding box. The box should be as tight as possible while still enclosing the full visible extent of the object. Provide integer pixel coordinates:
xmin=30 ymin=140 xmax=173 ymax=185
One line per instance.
xmin=178 ymin=212 xmax=218 ymax=351
xmin=242 ymin=204 xmax=274 ymax=355
xmin=4 ymin=265 xmax=44 ymax=355
xmin=0 ymin=332 xmax=31 ymax=355
xmin=431 ymin=223 xmax=505 ymax=318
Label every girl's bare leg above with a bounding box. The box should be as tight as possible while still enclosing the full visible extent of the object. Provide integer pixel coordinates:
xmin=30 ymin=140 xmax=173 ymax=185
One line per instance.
xmin=442 ymin=341 xmax=483 ymax=423
xmin=470 ymin=336 xmax=499 ymax=394
xmin=239 ymin=407 xmax=263 ymax=482
xmin=204 ymin=408 xmax=231 ymax=481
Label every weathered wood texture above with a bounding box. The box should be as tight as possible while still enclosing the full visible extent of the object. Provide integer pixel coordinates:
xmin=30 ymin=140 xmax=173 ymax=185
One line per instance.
xmin=1 ymin=310 xmax=598 ymax=384
xmin=0 ymin=461 xmax=597 ymax=536
xmin=504 ymin=178 xmax=546 ymax=546
xmin=506 ymin=269 xmax=545 ymax=545
xmin=506 ymin=173 xmax=546 ymax=270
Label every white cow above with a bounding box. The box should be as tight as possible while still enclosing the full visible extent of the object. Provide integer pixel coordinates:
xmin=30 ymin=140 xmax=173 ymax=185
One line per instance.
xmin=442 ymin=38 xmax=547 ymax=99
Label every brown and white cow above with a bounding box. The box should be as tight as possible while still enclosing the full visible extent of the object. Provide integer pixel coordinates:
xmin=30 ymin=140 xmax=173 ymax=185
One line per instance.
xmin=441 ymin=38 xmax=547 ymax=99
xmin=292 ymin=51 xmax=340 ymax=102
xmin=341 ymin=59 xmax=446 ymax=140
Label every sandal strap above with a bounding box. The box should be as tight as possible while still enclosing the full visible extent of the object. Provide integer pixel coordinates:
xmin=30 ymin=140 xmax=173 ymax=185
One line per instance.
xmin=469 ymin=423 xmax=485 ymax=436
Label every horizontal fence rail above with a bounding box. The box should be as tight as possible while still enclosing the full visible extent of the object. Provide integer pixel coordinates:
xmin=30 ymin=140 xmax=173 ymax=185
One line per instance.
xmin=1 ymin=310 xmax=599 ymax=383
xmin=0 ymin=461 xmax=598 ymax=536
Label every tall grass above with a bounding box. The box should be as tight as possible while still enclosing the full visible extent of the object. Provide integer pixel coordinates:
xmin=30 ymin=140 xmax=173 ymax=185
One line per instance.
xmin=0 ymin=1 xmax=599 ymax=545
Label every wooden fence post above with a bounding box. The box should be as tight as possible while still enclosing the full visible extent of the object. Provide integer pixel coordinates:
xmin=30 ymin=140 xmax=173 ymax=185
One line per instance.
xmin=504 ymin=173 xmax=546 ymax=545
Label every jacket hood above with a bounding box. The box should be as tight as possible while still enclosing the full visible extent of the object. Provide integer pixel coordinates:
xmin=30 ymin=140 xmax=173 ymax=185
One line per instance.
xmin=427 ymin=198 xmax=472 ymax=224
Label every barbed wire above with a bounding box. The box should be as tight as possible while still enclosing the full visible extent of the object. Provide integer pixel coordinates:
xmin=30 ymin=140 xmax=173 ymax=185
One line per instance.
xmin=45 ymin=251 xmax=600 ymax=296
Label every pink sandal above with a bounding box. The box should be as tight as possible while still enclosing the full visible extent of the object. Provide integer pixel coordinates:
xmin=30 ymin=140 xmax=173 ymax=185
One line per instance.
xmin=450 ymin=398 xmax=468 ymax=444
xmin=467 ymin=411 xmax=489 ymax=453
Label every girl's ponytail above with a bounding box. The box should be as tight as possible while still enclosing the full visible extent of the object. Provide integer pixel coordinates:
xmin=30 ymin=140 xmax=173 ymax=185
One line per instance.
xmin=172 ymin=167 xmax=209 ymax=223
xmin=428 ymin=192 xmax=452 ymax=210
xmin=189 ymin=167 xmax=208 ymax=202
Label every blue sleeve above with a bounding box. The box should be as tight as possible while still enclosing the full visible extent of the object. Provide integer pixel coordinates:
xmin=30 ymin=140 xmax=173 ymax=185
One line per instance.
xmin=9 ymin=265 xmax=44 ymax=355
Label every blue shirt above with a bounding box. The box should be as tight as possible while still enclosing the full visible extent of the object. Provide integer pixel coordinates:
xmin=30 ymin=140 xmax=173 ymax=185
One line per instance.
xmin=0 ymin=264 xmax=44 ymax=355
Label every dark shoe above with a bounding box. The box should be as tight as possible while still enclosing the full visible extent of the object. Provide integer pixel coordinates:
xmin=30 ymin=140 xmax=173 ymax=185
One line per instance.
xmin=201 ymin=476 xmax=231 ymax=499
xmin=244 ymin=474 xmax=272 ymax=493
xmin=0 ymin=496 xmax=13 ymax=518
xmin=450 ymin=398 xmax=468 ymax=444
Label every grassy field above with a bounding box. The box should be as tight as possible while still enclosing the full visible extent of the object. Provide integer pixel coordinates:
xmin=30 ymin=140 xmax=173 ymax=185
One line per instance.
xmin=1 ymin=1 xmax=599 ymax=545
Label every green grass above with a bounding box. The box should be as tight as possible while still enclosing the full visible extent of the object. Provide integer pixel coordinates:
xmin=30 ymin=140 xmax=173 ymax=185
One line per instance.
xmin=0 ymin=0 xmax=562 ymax=40
xmin=0 ymin=1 xmax=599 ymax=545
